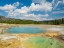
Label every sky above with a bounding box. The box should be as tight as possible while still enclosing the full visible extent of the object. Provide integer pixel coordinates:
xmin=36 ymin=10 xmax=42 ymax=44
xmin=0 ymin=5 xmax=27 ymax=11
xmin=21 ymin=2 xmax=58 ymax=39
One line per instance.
xmin=0 ymin=0 xmax=64 ymax=21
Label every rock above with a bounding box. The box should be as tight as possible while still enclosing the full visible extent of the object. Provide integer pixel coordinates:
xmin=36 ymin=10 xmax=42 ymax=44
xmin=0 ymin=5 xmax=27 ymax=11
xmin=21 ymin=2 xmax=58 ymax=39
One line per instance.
xmin=0 ymin=35 xmax=20 ymax=48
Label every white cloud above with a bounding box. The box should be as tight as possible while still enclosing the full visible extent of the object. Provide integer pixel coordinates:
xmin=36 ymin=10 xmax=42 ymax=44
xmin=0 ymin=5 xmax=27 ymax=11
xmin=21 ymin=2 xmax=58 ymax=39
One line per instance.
xmin=54 ymin=1 xmax=62 ymax=9
xmin=52 ymin=0 xmax=64 ymax=9
xmin=0 ymin=4 xmax=15 ymax=12
xmin=11 ymin=13 xmax=50 ymax=21
xmin=26 ymin=18 xmax=53 ymax=21
xmin=0 ymin=2 xmax=19 ymax=13
xmin=0 ymin=1 xmax=52 ymax=21
xmin=12 ymin=2 xmax=52 ymax=14
xmin=29 ymin=3 xmax=52 ymax=12
xmin=0 ymin=2 xmax=52 ymax=14
xmin=52 ymin=0 xmax=55 ymax=4
xmin=14 ymin=6 xmax=29 ymax=14
xmin=23 ymin=13 xmax=49 ymax=17
xmin=18 ymin=15 xmax=52 ymax=21
xmin=32 ymin=0 xmax=46 ymax=4
xmin=13 ymin=2 xmax=20 ymax=7
xmin=52 ymin=10 xmax=64 ymax=14
xmin=8 ymin=12 xmax=49 ymax=21
xmin=62 ymin=0 xmax=64 ymax=4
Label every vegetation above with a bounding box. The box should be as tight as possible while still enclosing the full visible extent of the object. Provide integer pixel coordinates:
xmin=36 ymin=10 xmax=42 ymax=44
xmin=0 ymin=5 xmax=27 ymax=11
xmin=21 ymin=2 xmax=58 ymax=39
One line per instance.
xmin=0 ymin=16 xmax=64 ymax=25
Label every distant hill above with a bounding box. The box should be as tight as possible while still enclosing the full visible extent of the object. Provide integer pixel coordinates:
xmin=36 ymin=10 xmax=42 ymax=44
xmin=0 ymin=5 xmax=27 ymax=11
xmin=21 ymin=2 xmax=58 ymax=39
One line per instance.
xmin=0 ymin=15 xmax=64 ymax=25
xmin=0 ymin=16 xmax=6 ymax=20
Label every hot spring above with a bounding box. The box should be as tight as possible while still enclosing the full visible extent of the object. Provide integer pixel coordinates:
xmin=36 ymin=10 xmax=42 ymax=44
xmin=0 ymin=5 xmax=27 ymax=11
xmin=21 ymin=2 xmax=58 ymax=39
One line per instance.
xmin=6 ymin=26 xmax=64 ymax=48
xmin=7 ymin=26 xmax=46 ymax=34
xmin=21 ymin=36 xmax=63 ymax=48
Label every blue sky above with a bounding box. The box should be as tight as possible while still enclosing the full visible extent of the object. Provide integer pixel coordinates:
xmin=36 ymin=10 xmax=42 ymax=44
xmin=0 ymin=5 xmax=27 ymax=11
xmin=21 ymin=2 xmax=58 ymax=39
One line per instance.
xmin=0 ymin=0 xmax=64 ymax=21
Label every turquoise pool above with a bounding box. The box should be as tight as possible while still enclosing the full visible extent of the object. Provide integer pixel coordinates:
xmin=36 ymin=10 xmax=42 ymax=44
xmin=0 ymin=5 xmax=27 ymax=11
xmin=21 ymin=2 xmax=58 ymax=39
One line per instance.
xmin=7 ymin=27 xmax=46 ymax=34
xmin=23 ymin=36 xmax=62 ymax=48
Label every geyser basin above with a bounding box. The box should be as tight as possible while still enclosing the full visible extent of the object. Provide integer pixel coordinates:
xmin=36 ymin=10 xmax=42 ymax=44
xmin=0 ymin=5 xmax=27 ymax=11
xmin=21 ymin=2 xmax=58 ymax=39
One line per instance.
xmin=21 ymin=36 xmax=63 ymax=48
xmin=7 ymin=27 xmax=46 ymax=34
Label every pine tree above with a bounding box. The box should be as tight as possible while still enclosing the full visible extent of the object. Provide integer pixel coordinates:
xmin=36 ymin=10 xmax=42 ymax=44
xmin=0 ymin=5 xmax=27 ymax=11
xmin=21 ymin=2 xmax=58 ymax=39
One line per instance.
xmin=62 ymin=18 xmax=64 ymax=24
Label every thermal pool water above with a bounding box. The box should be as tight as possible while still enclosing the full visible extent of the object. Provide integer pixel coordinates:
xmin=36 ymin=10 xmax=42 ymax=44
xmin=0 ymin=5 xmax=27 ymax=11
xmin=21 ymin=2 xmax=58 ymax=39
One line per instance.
xmin=7 ymin=27 xmax=46 ymax=34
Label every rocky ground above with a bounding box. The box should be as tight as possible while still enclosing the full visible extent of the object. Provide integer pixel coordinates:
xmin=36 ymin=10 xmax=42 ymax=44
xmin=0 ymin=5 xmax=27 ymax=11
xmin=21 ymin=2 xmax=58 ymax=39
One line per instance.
xmin=0 ymin=32 xmax=64 ymax=48
xmin=0 ymin=24 xmax=64 ymax=48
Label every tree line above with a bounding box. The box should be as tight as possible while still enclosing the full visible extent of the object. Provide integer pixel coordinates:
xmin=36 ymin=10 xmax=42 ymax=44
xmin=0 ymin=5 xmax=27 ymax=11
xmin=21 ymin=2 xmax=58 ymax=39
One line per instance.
xmin=0 ymin=16 xmax=64 ymax=25
xmin=47 ymin=18 xmax=64 ymax=25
